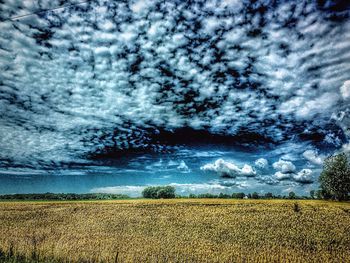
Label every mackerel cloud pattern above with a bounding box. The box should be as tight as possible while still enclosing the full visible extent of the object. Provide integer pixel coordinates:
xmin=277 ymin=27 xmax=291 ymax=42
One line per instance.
xmin=0 ymin=0 xmax=350 ymax=167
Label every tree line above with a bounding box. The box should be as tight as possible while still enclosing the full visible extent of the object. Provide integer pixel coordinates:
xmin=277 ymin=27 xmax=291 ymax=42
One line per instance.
xmin=0 ymin=193 xmax=130 ymax=201
xmin=140 ymin=186 xmax=322 ymax=200
xmin=0 ymin=190 xmax=313 ymax=200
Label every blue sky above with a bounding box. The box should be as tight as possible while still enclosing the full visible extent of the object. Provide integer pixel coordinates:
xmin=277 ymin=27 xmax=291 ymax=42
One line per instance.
xmin=0 ymin=0 xmax=349 ymax=195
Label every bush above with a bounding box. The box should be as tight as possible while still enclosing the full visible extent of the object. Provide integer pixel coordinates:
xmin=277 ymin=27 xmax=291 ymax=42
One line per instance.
xmin=319 ymin=153 xmax=350 ymax=201
xmin=293 ymin=203 xmax=301 ymax=212
xmin=142 ymin=186 xmax=176 ymax=199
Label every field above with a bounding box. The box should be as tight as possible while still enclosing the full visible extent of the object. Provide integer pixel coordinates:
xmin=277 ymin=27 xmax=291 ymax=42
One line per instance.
xmin=0 ymin=199 xmax=349 ymax=263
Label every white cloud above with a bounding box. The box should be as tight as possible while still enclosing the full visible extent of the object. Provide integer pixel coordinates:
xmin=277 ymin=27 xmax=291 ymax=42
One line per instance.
xmin=177 ymin=161 xmax=190 ymax=173
xmin=274 ymin=166 xmax=314 ymax=183
xmin=342 ymin=143 xmax=350 ymax=155
xmin=274 ymin=171 xmax=291 ymax=180
xmin=254 ymin=158 xmax=268 ymax=169
xmin=130 ymin=0 xmax=153 ymax=14
xmin=340 ymin=80 xmax=350 ymax=100
xmin=91 ymin=185 xmax=145 ymax=197
xmin=302 ymin=150 xmax=324 ymax=165
xmin=241 ymin=164 xmax=256 ymax=176
xmin=170 ymin=183 xmax=231 ymax=194
xmin=202 ymin=17 xmax=222 ymax=34
xmin=293 ymin=169 xmax=313 ymax=183
xmin=272 ymin=159 xmax=296 ymax=173
xmin=200 ymin=159 xmax=256 ymax=178
xmin=279 ymin=92 xmax=340 ymax=119
xmin=221 ymin=0 xmax=243 ymax=11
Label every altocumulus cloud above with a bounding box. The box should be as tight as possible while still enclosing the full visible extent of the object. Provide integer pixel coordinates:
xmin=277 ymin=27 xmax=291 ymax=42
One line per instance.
xmin=0 ymin=0 xmax=349 ymax=169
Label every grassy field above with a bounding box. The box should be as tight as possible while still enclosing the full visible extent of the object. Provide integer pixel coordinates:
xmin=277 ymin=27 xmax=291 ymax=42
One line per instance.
xmin=0 ymin=199 xmax=349 ymax=263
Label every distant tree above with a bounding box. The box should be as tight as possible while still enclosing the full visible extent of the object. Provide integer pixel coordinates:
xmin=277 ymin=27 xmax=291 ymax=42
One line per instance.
xmin=142 ymin=187 xmax=157 ymax=199
xmin=235 ymin=192 xmax=245 ymax=199
xmin=288 ymin=192 xmax=296 ymax=199
xmin=198 ymin=193 xmax=217 ymax=198
xmin=157 ymin=186 xmax=176 ymax=199
xmin=142 ymin=186 xmax=176 ymax=199
xmin=219 ymin=193 xmax=230 ymax=199
xmin=247 ymin=193 xmax=252 ymax=199
xmin=265 ymin=192 xmax=273 ymax=199
xmin=251 ymin=192 xmax=259 ymax=199
xmin=189 ymin=193 xmax=197 ymax=198
xmin=319 ymin=153 xmax=350 ymax=201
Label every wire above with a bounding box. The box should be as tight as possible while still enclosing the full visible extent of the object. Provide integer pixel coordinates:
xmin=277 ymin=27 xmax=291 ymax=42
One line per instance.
xmin=3 ymin=0 xmax=93 ymax=21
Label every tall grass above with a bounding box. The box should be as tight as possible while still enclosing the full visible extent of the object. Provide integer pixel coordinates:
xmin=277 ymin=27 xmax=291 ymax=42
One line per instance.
xmin=0 ymin=199 xmax=349 ymax=262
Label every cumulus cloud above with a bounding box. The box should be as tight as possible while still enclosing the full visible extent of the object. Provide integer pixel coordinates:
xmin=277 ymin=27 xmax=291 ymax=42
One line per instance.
xmin=302 ymin=150 xmax=325 ymax=165
xmin=274 ymin=171 xmax=291 ymax=181
xmin=340 ymin=80 xmax=350 ymax=100
xmin=254 ymin=158 xmax=268 ymax=169
xmin=200 ymin=159 xmax=256 ymax=178
xmin=271 ymin=158 xmax=315 ymax=183
xmin=272 ymin=159 xmax=296 ymax=174
xmin=274 ymin=168 xmax=314 ymax=184
xmin=342 ymin=143 xmax=350 ymax=154
xmin=293 ymin=169 xmax=313 ymax=183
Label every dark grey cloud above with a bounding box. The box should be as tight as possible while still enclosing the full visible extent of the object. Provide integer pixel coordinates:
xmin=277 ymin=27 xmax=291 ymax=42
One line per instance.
xmin=0 ymin=0 xmax=349 ymax=170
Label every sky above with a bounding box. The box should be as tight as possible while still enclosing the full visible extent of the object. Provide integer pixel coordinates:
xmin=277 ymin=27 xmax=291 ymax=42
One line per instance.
xmin=0 ymin=0 xmax=349 ymax=196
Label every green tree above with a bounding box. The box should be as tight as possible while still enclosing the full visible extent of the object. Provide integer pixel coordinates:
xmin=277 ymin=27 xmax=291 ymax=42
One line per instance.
xmin=232 ymin=192 xmax=243 ymax=199
xmin=142 ymin=186 xmax=158 ymax=198
xmin=319 ymin=153 xmax=350 ymax=201
xmin=142 ymin=186 xmax=176 ymax=199
xmin=157 ymin=186 xmax=176 ymax=199
xmin=309 ymin=190 xmax=315 ymax=199
xmin=288 ymin=192 xmax=296 ymax=199
xmin=265 ymin=192 xmax=273 ymax=199
xmin=251 ymin=192 xmax=259 ymax=199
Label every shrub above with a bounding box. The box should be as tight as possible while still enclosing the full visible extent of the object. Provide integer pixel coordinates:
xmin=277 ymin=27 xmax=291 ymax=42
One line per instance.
xmin=293 ymin=203 xmax=301 ymax=212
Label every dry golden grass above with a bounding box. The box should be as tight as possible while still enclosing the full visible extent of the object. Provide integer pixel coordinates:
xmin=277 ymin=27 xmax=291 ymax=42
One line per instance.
xmin=0 ymin=199 xmax=349 ymax=262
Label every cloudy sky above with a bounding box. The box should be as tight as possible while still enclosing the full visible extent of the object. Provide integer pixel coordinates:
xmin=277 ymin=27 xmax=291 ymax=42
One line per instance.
xmin=0 ymin=0 xmax=349 ymax=195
